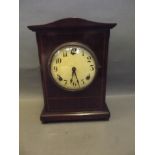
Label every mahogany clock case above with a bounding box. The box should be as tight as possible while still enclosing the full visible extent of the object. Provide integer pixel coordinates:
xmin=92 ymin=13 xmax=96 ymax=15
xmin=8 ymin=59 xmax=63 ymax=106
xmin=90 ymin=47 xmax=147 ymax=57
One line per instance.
xmin=28 ymin=18 xmax=116 ymax=123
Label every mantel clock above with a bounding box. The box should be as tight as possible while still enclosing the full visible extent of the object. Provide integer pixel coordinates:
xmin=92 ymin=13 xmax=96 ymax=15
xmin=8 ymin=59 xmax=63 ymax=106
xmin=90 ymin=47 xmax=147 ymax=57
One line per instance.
xmin=28 ymin=18 xmax=116 ymax=123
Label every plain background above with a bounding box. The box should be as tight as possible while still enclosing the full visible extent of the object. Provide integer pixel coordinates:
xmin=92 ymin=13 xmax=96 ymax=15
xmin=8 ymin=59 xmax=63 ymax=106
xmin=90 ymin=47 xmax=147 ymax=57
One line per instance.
xmin=3 ymin=0 xmax=155 ymax=155
xmin=19 ymin=0 xmax=135 ymax=155
xmin=20 ymin=0 xmax=135 ymax=95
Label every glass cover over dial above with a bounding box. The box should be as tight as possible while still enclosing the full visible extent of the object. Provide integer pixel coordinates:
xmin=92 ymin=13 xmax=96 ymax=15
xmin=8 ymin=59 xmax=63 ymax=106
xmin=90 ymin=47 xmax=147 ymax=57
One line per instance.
xmin=49 ymin=42 xmax=97 ymax=91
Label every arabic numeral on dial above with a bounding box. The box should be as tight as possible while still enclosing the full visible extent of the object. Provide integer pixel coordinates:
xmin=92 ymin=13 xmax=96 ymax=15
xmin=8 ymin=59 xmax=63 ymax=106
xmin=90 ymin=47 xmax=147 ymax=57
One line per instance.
xmin=82 ymin=50 xmax=84 ymax=56
xmin=71 ymin=48 xmax=77 ymax=55
xmin=81 ymin=79 xmax=85 ymax=84
xmin=86 ymin=74 xmax=90 ymax=80
xmin=64 ymin=80 xmax=67 ymax=85
xmin=56 ymin=58 xmax=62 ymax=64
xmin=53 ymin=66 xmax=58 ymax=72
xmin=57 ymin=74 xmax=63 ymax=81
xmin=63 ymin=51 xmax=67 ymax=57
xmin=87 ymin=56 xmax=92 ymax=62
xmin=72 ymin=82 xmax=77 ymax=87
xmin=90 ymin=65 xmax=94 ymax=71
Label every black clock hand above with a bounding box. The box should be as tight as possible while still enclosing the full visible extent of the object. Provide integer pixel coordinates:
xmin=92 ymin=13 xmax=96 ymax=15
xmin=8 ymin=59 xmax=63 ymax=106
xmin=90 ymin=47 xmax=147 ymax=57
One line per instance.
xmin=72 ymin=68 xmax=80 ymax=88
xmin=74 ymin=73 xmax=80 ymax=88
xmin=70 ymin=67 xmax=76 ymax=83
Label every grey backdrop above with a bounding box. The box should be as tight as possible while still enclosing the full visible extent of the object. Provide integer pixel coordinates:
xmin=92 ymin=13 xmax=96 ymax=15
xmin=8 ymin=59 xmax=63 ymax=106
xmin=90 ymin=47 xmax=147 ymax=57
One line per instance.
xmin=20 ymin=1 xmax=135 ymax=155
xmin=20 ymin=0 xmax=135 ymax=95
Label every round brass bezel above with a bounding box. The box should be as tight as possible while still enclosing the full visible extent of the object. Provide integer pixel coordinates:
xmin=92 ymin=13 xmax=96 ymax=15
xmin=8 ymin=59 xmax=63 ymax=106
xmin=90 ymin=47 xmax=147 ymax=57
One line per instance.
xmin=48 ymin=42 xmax=99 ymax=91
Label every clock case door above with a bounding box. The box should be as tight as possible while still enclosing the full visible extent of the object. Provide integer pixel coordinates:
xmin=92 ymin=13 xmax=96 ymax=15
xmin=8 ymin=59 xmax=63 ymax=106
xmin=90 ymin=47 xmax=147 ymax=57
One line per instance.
xmin=28 ymin=18 xmax=116 ymax=123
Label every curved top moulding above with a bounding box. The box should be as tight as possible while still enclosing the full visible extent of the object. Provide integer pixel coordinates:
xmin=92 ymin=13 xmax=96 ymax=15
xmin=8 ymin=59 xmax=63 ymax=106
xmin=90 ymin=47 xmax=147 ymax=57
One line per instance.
xmin=28 ymin=18 xmax=117 ymax=31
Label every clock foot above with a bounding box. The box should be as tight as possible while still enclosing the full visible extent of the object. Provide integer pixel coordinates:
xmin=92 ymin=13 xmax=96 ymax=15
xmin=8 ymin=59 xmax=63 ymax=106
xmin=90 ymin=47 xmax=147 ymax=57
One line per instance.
xmin=40 ymin=104 xmax=110 ymax=123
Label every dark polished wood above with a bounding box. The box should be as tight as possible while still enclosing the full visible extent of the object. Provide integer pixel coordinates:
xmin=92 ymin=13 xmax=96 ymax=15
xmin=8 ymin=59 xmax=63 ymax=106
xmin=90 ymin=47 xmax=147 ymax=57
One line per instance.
xmin=28 ymin=18 xmax=116 ymax=123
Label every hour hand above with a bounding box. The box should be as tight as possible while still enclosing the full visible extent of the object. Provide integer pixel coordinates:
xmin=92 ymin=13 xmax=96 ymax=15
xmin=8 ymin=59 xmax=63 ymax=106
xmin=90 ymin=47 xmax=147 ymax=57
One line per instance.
xmin=70 ymin=67 xmax=75 ymax=83
xmin=73 ymin=71 xmax=80 ymax=88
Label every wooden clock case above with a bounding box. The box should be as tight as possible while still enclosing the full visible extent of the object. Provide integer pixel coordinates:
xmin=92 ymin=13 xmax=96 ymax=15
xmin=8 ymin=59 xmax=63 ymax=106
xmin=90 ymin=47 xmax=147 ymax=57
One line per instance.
xmin=28 ymin=18 xmax=116 ymax=123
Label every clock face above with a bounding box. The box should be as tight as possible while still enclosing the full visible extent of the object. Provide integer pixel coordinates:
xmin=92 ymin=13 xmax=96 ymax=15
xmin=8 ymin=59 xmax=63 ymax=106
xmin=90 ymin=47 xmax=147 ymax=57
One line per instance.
xmin=49 ymin=42 xmax=97 ymax=91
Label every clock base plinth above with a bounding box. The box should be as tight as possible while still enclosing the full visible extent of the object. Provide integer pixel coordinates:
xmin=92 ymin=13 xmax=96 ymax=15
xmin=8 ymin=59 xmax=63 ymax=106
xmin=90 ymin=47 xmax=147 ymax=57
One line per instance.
xmin=40 ymin=105 xmax=110 ymax=123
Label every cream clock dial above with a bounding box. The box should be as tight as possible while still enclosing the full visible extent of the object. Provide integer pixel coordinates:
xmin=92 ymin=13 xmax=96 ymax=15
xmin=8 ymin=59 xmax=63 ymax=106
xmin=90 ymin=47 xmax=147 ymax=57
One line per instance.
xmin=49 ymin=42 xmax=97 ymax=91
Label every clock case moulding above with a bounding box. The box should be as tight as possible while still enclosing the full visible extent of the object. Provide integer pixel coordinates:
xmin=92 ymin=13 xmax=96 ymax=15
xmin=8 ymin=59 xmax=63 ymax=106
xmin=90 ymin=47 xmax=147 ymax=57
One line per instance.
xmin=28 ymin=18 xmax=117 ymax=123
